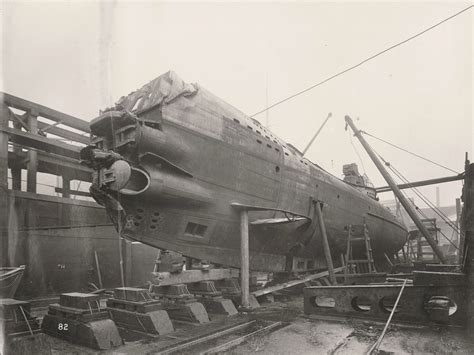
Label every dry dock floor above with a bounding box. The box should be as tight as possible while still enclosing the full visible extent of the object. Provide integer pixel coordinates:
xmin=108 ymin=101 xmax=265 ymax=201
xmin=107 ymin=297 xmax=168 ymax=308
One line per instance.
xmin=9 ymin=295 xmax=474 ymax=354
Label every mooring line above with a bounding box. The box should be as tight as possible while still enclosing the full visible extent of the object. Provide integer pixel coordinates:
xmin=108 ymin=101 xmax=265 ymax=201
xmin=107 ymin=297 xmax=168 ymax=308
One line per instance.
xmin=367 ymin=279 xmax=408 ymax=354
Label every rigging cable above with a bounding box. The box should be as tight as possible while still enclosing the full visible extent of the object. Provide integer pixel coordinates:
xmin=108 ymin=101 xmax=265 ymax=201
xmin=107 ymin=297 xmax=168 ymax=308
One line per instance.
xmin=388 ymin=162 xmax=460 ymax=234
xmin=250 ymin=5 xmax=473 ymax=117
xmin=381 ymin=158 xmax=460 ymax=249
xmin=372 ymin=147 xmax=460 ymax=232
xmin=349 ymin=130 xmax=366 ymax=174
xmin=362 ymin=131 xmax=460 ymax=174
xmin=389 ymin=167 xmax=459 ymax=249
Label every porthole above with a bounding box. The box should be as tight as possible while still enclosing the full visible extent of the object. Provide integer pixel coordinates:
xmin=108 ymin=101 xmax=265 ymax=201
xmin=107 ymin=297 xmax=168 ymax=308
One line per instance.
xmin=380 ymin=296 xmax=402 ymax=313
xmin=312 ymin=296 xmax=336 ymax=308
xmin=351 ymin=296 xmax=372 ymax=312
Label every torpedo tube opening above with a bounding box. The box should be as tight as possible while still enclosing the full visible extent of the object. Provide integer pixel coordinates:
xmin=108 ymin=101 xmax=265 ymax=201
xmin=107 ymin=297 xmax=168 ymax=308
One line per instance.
xmin=119 ymin=167 xmax=150 ymax=195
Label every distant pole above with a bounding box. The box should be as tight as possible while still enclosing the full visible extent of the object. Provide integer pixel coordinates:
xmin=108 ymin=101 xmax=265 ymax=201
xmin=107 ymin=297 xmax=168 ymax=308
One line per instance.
xmin=436 ymin=187 xmax=440 ymax=207
xmin=240 ymin=210 xmax=250 ymax=308
xmin=345 ymin=115 xmax=447 ymax=263
xmin=302 ymin=112 xmax=332 ymax=156
xmin=315 ymin=202 xmax=336 ymax=284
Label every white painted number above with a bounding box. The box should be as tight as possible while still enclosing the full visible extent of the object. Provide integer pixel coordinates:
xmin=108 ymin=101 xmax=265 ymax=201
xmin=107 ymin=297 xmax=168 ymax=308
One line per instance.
xmin=58 ymin=323 xmax=69 ymax=331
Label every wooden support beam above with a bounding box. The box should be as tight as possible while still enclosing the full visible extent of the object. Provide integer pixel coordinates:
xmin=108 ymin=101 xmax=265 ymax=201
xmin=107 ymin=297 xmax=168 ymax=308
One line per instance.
xmin=151 ymin=268 xmax=239 ymax=286
xmin=2 ymin=103 xmax=89 ymax=145
xmin=62 ymin=175 xmax=71 ymax=198
xmin=252 ymin=267 xmax=344 ymax=297
xmin=124 ymin=239 xmax=132 ymax=286
xmin=240 ymin=209 xmax=250 ymax=308
xmin=37 ymin=121 xmax=90 ymax=145
xmin=11 ymin=120 xmax=23 ymax=191
xmin=1 ymin=92 xmax=90 ymax=133
xmin=8 ymin=151 xmax=92 ymax=183
xmin=4 ymin=126 xmax=81 ymax=159
xmin=0 ymin=104 xmax=9 ymax=265
xmin=26 ymin=111 xmax=38 ymax=193
xmin=315 ymin=202 xmax=336 ymax=285
xmin=54 ymin=188 xmax=90 ymax=197
xmin=376 ymin=174 xmax=464 ymax=193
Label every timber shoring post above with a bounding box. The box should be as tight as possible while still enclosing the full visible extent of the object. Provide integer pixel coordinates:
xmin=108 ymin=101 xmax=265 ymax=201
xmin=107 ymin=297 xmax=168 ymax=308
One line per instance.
xmin=315 ymin=202 xmax=336 ymax=284
xmin=11 ymin=120 xmax=22 ymax=190
xmin=0 ymin=103 xmax=9 ymax=266
xmin=94 ymin=250 xmax=103 ymax=289
xmin=240 ymin=209 xmax=250 ymax=308
xmin=344 ymin=115 xmax=447 ymax=263
xmin=26 ymin=109 xmax=38 ymax=193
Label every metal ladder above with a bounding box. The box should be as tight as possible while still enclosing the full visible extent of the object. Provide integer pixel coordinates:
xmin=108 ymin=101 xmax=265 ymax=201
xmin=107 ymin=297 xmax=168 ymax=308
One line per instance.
xmin=344 ymin=224 xmax=377 ymax=279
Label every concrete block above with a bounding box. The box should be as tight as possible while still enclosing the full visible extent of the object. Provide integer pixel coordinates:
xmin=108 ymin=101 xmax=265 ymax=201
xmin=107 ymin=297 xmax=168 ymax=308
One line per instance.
xmin=166 ymin=302 xmax=210 ymax=324
xmin=113 ymin=287 xmax=152 ymax=302
xmin=200 ymin=296 xmax=238 ymax=316
xmin=41 ymin=314 xmax=122 ymax=350
xmin=108 ymin=307 xmax=174 ymax=335
xmin=59 ymin=293 xmax=101 ymax=310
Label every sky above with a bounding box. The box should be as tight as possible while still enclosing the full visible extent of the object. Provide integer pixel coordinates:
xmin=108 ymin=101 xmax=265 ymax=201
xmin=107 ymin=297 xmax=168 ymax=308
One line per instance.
xmin=1 ymin=0 xmax=472 ymax=207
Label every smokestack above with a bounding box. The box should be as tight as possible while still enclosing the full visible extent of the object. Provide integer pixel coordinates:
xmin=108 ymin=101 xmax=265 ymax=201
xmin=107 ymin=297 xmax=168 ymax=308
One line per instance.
xmin=436 ymin=187 xmax=440 ymax=207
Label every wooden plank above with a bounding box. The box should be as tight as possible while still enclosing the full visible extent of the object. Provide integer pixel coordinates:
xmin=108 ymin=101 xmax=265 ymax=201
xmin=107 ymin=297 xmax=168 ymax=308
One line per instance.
xmin=11 ymin=120 xmax=22 ymax=190
xmin=1 ymin=92 xmax=90 ymax=133
xmin=54 ymin=188 xmax=90 ymax=197
xmin=27 ymin=112 xmax=38 ymax=192
xmin=1 ymin=102 xmax=89 ymax=144
xmin=151 ymin=269 xmax=239 ymax=286
xmin=240 ymin=209 xmax=250 ymax=308
xmin=252 ymin=266 xmax=344 ymax=297
xmin=4 ymin=126 xmax=81 ymax=159
xmin=37 ymin=121 xmax=90 ymax=144
xmin=8 ymin=151 xmax=92 ymax=182
xmin=0 ymin=103 xmax=9 ymax=264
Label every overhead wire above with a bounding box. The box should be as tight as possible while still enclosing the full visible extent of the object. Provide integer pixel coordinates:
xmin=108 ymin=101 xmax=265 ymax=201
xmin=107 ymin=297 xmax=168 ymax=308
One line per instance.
xmin=349 ymin=130 xmax=366 ymax=174
xmin=361 ymin=134 xmax=462 ymax=233
xmin=250 ymin=5 xmax=473 ymax=118
xmin=362 ymin=131 xmax=461 ymax=174
xmin=388 ymin=167 xmax=459 ymax=249
xmin=379 ymin=156 xmax=460 ymax=249
xmin=388 ymin=163 xmax=460 ymax=233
